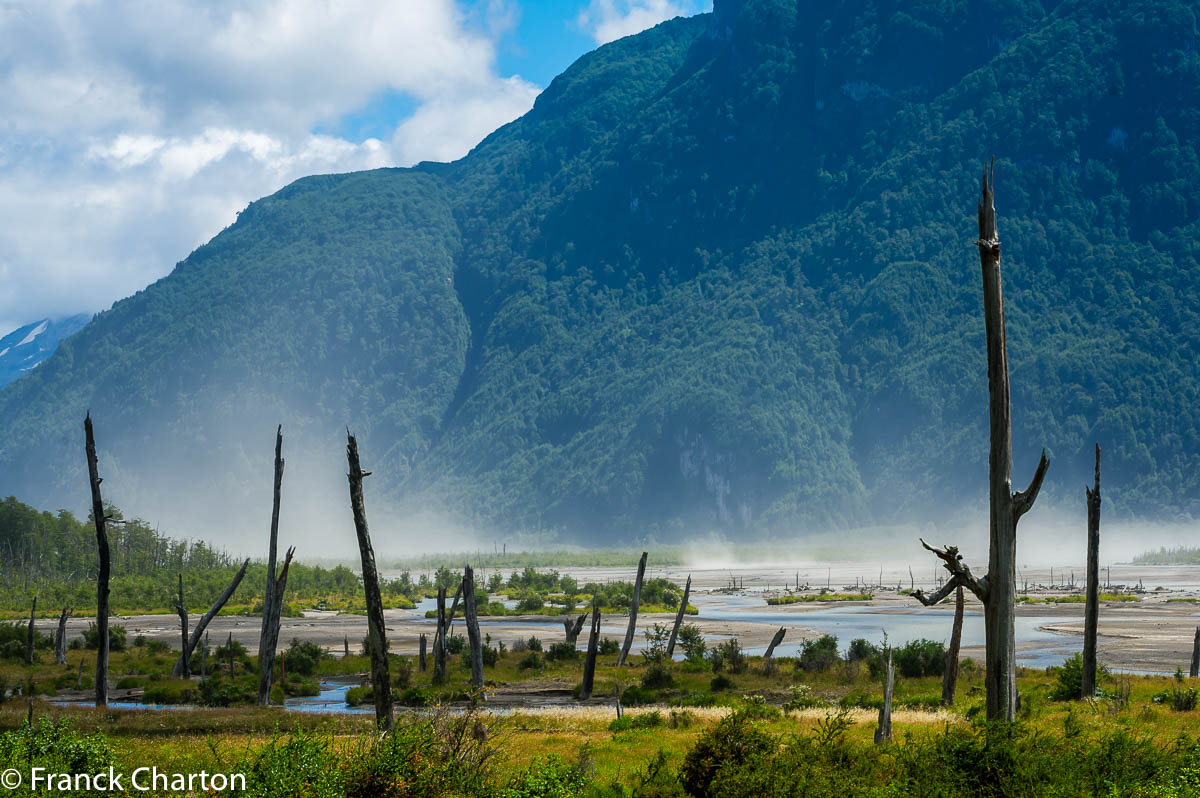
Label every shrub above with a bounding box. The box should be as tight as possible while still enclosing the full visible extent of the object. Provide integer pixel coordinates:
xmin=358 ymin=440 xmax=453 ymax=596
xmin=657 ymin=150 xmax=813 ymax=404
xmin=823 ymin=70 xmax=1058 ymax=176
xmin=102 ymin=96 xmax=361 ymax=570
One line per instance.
xmin=709 ymin=638 xmax=746 ymax=674
xmin=641 ymin=662 xmax=675 ymax=689
xmin=283 ymin=639 xmax=325 ymax=676
xmin=710 ymin=674 xmax=734 ymax=692
xmin=83 ymin=623 xmax=126 ymax=652
xmin=893 ymin=639 xmax=946 ymax=678
xmin=621 ymin=686 xmax=658 ymax=706
xmin=345 ymin=686 xmax=371 ymax=707
xmin=396 ymin=686 xmax=428 ymax=707
xmin=846 ymin=638 xmax=877 ymax=662
xmin=546 ymin=641 xmax=579 ymax=662
xmin=599 ymin=637 xmax=620 ymax=656
xmin=504 ymin=755 xmax=589 ymax=797
xmin=610 ymin=711 xmax=665 ymax=732
xmin=797 ymin=635 xmax=839 ymax=672
xmin=0 ymin=717 xmax=117 ymax=789
xmin=525 ymin=635 xmax=543 ymax=652
xmin=389 ymin=656 xmax=412 ymax=689
xmin=516 ymin=595 xmax=545 ymax=613
xmin=642 ymin=623 xmax=671 ymax=664
xmin=679 ymin=711 xmax=776 ymax=798
xmin=785 ymin=684 xmax=825 ymax=710
xmin=445 ymin=634 xmax=465 ymax=655
xmin=1050 ymin=653 xmax=1110 ymax=700
xmin=678 ymin=623 xmax=707 ymax=663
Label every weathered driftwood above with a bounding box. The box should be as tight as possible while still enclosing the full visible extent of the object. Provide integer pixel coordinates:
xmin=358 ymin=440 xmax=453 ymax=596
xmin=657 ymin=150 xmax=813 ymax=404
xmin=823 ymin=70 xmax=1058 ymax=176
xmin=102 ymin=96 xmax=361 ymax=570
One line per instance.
xmin=617 ymin=552 xmax=648 ymax=666
xmin=875 ymin=651 xmax=894 ymax=744
xmin=26 ymin=596 xmax=36 ymax=665
xmin=55 ymin=608 xmax=71 ymax=665
xmin=175 ymin=575 xmax=189 ymax=677
xmin=464 ymin=565 xmax=484 ymax=690
xmin=764 ymin=627 xmax=786 ymax=659
xmin=419 ymin=633 xmax=427 ymax=672
xmin=173 ymin=558 xmax=250 ymax=677
xmin=666 ymin=575 xmax=692 ymax=658
xmin=913 ymin=164 xmax=1049 ymax=721
xmin=580 ymin=596 xmax=601 ymax=700
xmin=1082 ymin=444 xmax=1102 ymax=698
xmin=434 ymin=587 xmax=447 ymax=683
xmin=258 ymin=426 xmax=285 ymax=706
xmin=942 ymin=586 xmax=964 ymax=706
xmin=347 ymin=432 xmax=393 ymax=729
xmin=85 ymin=412 xmax=111 ymax=707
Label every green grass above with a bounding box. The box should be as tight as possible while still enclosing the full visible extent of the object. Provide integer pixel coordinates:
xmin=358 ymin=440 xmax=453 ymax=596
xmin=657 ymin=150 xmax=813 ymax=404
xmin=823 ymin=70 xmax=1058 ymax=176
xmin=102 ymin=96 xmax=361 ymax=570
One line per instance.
xmin=767 ymin=593 xmax=873 ymax=605
xmin=1016 ymin=593 xmax=1138 ymax=604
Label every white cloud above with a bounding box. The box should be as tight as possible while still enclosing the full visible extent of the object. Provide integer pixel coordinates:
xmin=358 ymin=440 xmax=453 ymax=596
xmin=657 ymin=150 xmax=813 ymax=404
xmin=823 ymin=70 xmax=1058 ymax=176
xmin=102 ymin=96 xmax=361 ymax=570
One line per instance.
xmin=0 ymin=0 xmax=540 ymax=331
xmin=576 ymin=0 xmax=710 ymax=45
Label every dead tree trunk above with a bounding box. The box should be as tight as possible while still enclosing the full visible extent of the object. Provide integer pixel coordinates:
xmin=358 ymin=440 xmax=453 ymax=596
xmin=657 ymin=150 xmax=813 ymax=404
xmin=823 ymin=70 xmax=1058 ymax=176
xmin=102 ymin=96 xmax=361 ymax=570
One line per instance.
xmin=26 ymin=596 xmax=36 ymax=665
xmin=264 ymin=548 xmax=295 ymax=675
xmin=346 ymin=432 xmax=393 ymax=730
xmin=202 ymin=633 xmax=208 ymax=678
xmin=85 ymin=412 xmax=111 ymax=708
xmin=617 ymin=551 xmax=647 ymax=666
xmin=445 ymin=579 xmax=463 ymax=640
xmin=764 ymin=627 xmax=786 ymax=659
xmin=55 ymin=608 xmax=71 ymax=665
xmin=419 ymin=633 xmax=427 ymax=672
xmin=666 ymin=575 xmax=692 ymax=658
xmin=1082 ymin=444 xmax=1102 ymax=698
xmin=433 ymin=587 xmax=447 ymax=684
xmin=227 ymin=632 xmax=234 ymax=678
xmin=1191 ymin=628 xmax=1200 ymax=679
xmin=913 ymin=163 xmax=1049 ymax=722
xmin=464 ymin=565 xmax=484 ymax=690
xmin=173 ymin=558 xmax=250 ymax=677
xmin=579 ymin=596 xmax=601 ymax=701
xmin=257 ymin=425 xmax=285 ymax=706
xmin=875 ymin=651 xmax=894 ymax=744
xmin=175 ymin=575 xmax=189 ymax=677
xmin=563 ymin=613 xmax=587 ymax=645
xmin=942 ymin=586 xmax=964 ymax=706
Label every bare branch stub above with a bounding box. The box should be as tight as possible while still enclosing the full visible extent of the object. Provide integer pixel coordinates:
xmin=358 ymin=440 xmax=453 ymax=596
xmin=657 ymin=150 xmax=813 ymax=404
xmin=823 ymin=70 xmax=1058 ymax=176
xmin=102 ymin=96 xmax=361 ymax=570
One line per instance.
xmin=1013 ymin=449 xmax=1051 ymax=519
xmin=916 ymin=538 xmax=989 ymax=602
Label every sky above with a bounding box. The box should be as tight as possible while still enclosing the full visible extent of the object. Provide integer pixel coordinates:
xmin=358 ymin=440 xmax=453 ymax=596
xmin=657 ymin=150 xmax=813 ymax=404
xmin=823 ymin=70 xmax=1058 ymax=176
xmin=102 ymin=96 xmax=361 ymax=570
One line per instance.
xmin=0 ymin=0 xmax=711 ymax=337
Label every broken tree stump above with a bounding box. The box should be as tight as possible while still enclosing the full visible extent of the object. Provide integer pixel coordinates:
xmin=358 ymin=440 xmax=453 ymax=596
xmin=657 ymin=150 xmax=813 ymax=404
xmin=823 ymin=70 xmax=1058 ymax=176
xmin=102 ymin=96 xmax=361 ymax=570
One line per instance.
xmin=258 ymin=425 xmax=285 ymax=706
xmin=666 ymin=575 xmax=692 ymax=658
xmin=173 ymin=558 xmax=250 ymax=677
xmin=617 ymin=551 xmax=648 ymax=666
xmin=580 ymin=596 xmax=601 ymax=701
xmin=434 ymin=587 xmax=447 ymax=684
xmin=85 ymin=412 xmax=111 ymax=708
xmin=942 ymin=586 xmax=964 ymax=706
xmin=419 ymin=633 xmax=427 ymax=672
xmin=1191 ymin=628 xmax=1200 ymax=679
xmin=764 ymin=627 xmax=786 ymax=659
xmin=175 ymin=574 xmax=189 ymax=677
xmin=1082 ymin=444 xmax=1102 ymax=698
xmin=875 ymin=651 xmax=894 ymax=744
xmin=55 ymin=607 xmax=71 ymax=665
xmin=346 ymin=431 xmax=393 ymax=730
xmin=26 ymin=596 xmax=36 ymax=665
xmin=464 ymin=565 xmax=484 ymax=690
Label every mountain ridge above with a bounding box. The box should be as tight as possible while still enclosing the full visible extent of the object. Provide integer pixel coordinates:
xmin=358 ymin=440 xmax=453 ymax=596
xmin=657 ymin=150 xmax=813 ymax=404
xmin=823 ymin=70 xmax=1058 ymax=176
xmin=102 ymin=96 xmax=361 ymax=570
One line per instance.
xmin=0 ymin=0 xmax=1196 ymax=544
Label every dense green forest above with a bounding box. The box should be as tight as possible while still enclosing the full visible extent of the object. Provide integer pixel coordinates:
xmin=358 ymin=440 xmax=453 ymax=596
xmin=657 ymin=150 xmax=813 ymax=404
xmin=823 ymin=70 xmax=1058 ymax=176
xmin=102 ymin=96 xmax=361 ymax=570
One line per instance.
xmin=0 ymin=496 xmax=423 ymax=615
xmin=0 ymin=0 xmax=1196 ymax=543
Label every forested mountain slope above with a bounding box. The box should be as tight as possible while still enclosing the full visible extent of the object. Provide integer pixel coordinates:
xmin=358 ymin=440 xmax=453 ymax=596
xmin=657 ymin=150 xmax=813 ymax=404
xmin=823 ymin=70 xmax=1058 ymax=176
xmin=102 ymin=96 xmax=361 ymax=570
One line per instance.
xmin=0 ymin=0 xmax=1196 ymax=544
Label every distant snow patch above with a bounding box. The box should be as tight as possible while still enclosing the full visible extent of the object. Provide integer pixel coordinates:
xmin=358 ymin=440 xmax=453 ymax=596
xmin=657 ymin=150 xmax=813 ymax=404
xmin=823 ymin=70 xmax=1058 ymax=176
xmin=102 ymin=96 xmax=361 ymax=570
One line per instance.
xmin=16 ymin=320 xmax=48 ymax=347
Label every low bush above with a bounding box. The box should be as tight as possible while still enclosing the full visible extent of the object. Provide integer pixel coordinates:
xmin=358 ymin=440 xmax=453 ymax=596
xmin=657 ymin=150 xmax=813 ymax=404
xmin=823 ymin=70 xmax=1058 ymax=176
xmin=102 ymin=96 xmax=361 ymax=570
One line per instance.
xmin=82 ymin=623 xmax=126 ymax=652
xmin=518 ymin=651 xmax=543 ymax=671
xmin=797 ymin=635 xmax=839 ymax=672
xmin=546 ymin=641 xmax=579 ymax=662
